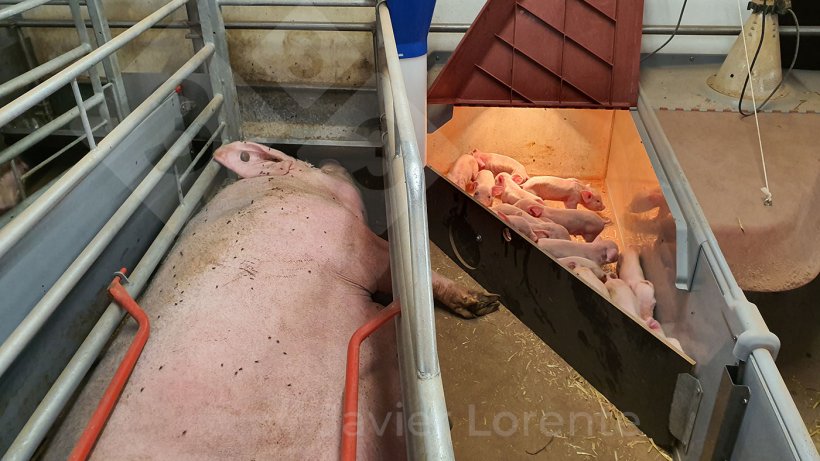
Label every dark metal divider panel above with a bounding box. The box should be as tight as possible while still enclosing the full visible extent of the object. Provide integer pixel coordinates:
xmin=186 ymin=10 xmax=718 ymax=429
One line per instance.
xmin=425 ymin=167 xmax=693 ymax=448
xmin=0 ymin=95 xmax=185 ymax=452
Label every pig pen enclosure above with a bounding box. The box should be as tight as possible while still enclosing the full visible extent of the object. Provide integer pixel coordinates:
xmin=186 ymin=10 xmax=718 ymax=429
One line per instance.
xmin=0 ymin=0 xmax=818 ymax=460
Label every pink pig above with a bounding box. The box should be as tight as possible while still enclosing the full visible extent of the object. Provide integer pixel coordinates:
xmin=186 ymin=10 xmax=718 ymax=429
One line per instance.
xmin=573 ymin=266 xmax=610 ymax=299
xmin=522 ymin=176 xmax=605 ymax=211
xmin=493 ymin=204 xmax=570 ymax=240
xmin=447 ymin=153 xmax=479 ymax=191
xmin=604 ymin=276 xmax=640 ymax=318
xmin=492 ymin=173 xmax=542 ymax=205
xmin=514 ymin=198 xmax=606 ymax=242
xmin=558 ymin=256 xmax=607 ymax=280
xmin=633 ymin=280 xmax=657 ymax=322
xmin=617 ymin=247 xmax=645 ymax=288
xmin=536 ymin=238 xmax=619 ymax=265
xmin=497 ymin=212 xmax=539 ymax=241
xmin=466 ymin=169 xmax=495 ymax=206
xmin=471 ymin=148 xmax=529 ymax=184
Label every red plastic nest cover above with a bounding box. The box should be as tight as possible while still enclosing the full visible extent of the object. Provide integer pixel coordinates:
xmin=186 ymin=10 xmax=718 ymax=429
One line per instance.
xmin=428 ymin=0 xmax=645 ymax=109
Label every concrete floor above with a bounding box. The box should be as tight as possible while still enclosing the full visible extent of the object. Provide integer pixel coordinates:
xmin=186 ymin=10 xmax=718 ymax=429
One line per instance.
xmin=430 ymin=244 xmax=670 ymax=461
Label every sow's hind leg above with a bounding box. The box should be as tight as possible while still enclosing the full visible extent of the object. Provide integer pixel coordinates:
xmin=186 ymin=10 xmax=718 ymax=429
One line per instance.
xmin=371 ymin=236 xmax=500 ymax=319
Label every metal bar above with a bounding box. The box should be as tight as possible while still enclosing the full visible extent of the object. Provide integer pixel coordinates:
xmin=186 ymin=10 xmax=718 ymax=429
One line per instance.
xmin=83 ymin=0 xmax=131 ymax=120
xmin=0 ymin=0 xmax=52 ymax=20
xmin=196 ymin=0 xmax=241 ymax=142
xmin=0 ymin=0 xmax=81 ymax=4
xmin=69 ymin=79 xmax=97 ymax=149
xmin=180 ymin=121 xmax=224 ymax=182
xmin=184 ymin=0 xmax=205 ymax=59
xmin=0 ymin=93 xmax=222 ymax=380
xmin=0 ymin=44 xmax=213 ymax=260
xmin=67 ymin=0 xmax=112 ymax=130
xmin=1 ymin=19 xmax=816 ymax=36
xmin=0 ymin=92 xmax=105 ymax=165
xmin=0 ymin=0 xmax=188 ymax=127
xmin=2 ymin=160 xmax=223 ymax=461
xmin=377 ymin=2 xmax=438 ymax=377
xmin=0 ymin=44 xmax=90 ymax=99
xmin=219 ymin=0 xmax=373 ymax=6
xmin=376 ymin=4 xmax=454 ymax=459
xmin=22 ymin=121 xmax=105 ymax=179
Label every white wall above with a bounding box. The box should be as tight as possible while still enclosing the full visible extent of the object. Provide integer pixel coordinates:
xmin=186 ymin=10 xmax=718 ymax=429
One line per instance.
xmin=18 ymin=0 xmax=751 ymax=87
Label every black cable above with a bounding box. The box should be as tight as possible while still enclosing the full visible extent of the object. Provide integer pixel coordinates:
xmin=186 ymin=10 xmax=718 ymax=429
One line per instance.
xmin=738 ymin=0 xmax=768 ymax=117
xmin=641 ymin=0 xmax=688 ymax=63
xmin=753 ymin=8 xmax=800 ymax=113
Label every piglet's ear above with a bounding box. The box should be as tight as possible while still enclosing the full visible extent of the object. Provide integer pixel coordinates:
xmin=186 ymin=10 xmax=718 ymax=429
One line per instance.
xmin=528 ymin=206 xmax=542 ymax=217
xmin=491 ymin=185 xmax=504 ymax=197
xmin=512 ymin=174 xmax=525 ymax=185
xmin=581 ymin=190 xmax=593 ymax=202
xmin=466 ymin=181 xmax=478 ymax=194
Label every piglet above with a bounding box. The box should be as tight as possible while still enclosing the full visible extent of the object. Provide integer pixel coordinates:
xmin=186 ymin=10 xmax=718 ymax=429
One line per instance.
xmin=514 ymin=198 xmax=606 ymax=242
xmin=604 ymin=276 xmax=640 ymax=318
xmin=536 ymin=238 xmax=619 ymax=265
xmin=492 ymin=173 xmax=542 ymax=205
xmin=522 ymin=176 xmax=605 ymax=211
xmin=466 ymin=169 xmax=495 ymax=207
xmin=493 ymin=204 xmax=570 ymax=240
xmin=497 ymin=212 xmax=538 ymax=242
xmin=633 ymin=280 xmax=657 ymax=322
xmin=558 ymin=256 xmax=607 ymax=281
xmin=447 ymin=154 xmax=479 ymax=191
xmin=472 ymin=148 xmax=529 ymax=184
xmin=617 ymin=246 xmax=645 ymax=288
xmin=573 ymin=266 xmax=610 ymax=299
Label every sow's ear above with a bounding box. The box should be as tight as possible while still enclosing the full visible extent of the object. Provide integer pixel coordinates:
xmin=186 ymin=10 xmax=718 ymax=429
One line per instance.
xmin=214 ymin=141 xmax=294 ymax=178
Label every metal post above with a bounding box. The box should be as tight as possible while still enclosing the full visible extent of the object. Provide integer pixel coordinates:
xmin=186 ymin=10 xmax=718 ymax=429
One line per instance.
xmin=195 ymin=0 xmax=241 ymax=142
xmin=83 ymin=0 xmax=130 ymax=120
xmin=184 ymin=0 xmax=205 ymax=58
xmin=70 ymin=79 xmax=97 ymax=149
xmin=67 ymin=0 xmax=114 ymax=130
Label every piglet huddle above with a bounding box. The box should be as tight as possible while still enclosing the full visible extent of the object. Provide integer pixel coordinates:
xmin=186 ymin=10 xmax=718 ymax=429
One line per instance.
xmin=446 ymin=149 xmax=683 ymax=354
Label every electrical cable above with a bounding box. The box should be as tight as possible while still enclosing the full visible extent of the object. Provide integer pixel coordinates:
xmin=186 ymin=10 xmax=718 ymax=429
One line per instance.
xmin=751 ymin=8 xmax=800 ymax=114
xmin=738 ymin=0 xmax=768 ymax=117
xmin=641 ymin=0 xmax=688 ymax=63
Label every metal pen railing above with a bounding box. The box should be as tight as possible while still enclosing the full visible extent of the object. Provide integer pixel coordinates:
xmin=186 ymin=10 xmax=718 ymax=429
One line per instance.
xmin=375 ymin=4 xmax=454 ymax=460
xmin=0 ymin=0 xmax=241 ymax=457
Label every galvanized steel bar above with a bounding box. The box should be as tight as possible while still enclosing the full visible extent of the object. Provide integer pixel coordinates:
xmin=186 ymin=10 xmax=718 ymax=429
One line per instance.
xmin=377 ymin=2 xmax=438 ymax=377
xmin=83 ymin=0 xmax=131 ymax=120
xmin=69 ymin=79 xmax=97 ymax=149
xmin=0 ymin=0 xmax=188 ymax=127
xmin=219 ymin=0 xmax=373 ymax=6
xmin=2 ymin=159 xmax=223 ymax=461
xmin=0 ymin=92 xmax=105 ymax=165
xmin=0 ymin=44 xmax=213 ymax=261
xmin=0 ymin=43 xmax=91 ymax=99
xmin=0 ymin=0 xmax=52 ymax=20
xmin=180 ymin=121 xmax=224 ymax=182
xmin=0 ymin=93 xmax=222 ymax=380
xmin=67 ymin=0 xmax=112 ymax=130
xmin=196 ymin=0 xmax=241 ymax=142
xmin=22 ymin=121 xmax=106 ymax=180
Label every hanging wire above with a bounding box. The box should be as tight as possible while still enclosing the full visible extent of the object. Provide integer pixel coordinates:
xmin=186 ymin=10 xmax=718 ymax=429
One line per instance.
xmin=641 ymin=0 xmax=688 ymax=63
xmin=752 ymin=8 xmax=800 ymax=113
xmin=735 ymin=0 xmax=773 ymax=206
